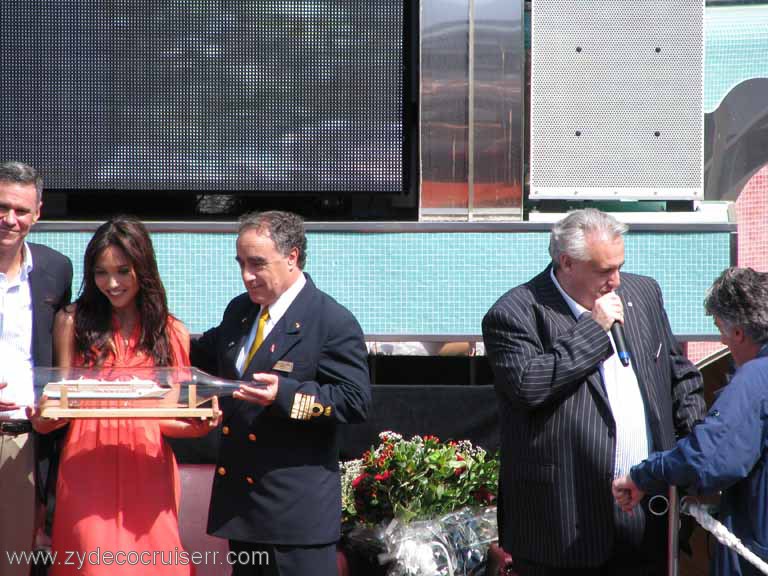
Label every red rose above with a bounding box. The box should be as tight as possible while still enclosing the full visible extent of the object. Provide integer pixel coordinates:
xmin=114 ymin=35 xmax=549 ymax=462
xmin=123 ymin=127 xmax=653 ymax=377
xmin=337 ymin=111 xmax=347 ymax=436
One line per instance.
xmin=352 ymin=473 xmax=368 ymax=489
xmin=472 ymin=486 xmax=496 ymax=504
xmin=375 ymin=470 xmax=392 ymax=482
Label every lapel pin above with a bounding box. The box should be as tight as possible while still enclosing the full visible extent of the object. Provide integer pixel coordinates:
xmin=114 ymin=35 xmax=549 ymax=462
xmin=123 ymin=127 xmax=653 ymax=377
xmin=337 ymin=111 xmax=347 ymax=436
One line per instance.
xmin=227 ymin=341 xmax=235 ymax=348
xmin=270 ymin=343 xmax=276 ymax=353
xmin=627 ymin=301 xmax=633 ymax=307
xmin=295 ymin=322 xmax=301 ymax=329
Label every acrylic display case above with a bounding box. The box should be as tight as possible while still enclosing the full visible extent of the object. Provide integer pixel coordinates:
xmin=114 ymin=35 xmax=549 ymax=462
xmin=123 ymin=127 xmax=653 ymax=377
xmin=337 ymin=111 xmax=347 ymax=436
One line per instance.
xmin=32 ymin=367 xmax=242 ymax=419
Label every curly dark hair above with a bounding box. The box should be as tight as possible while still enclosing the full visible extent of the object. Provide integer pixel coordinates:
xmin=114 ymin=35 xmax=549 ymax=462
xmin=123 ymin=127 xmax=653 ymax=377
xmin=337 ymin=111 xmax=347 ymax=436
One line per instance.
xmin=75 ymin=216 xmax=175 ymax=366
xmin=705 ymin=267 xmax=768 ymax=345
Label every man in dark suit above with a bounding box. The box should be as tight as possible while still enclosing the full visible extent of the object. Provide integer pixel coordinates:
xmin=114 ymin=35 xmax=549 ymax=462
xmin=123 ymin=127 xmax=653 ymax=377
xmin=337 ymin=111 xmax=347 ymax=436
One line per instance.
xmin=482 ymin=208 xmax=705 ymax=575
xmin=192 ymin=211 xmax=371 ymax=576
xmin=0 ymin=161 xmax=72 ymax=576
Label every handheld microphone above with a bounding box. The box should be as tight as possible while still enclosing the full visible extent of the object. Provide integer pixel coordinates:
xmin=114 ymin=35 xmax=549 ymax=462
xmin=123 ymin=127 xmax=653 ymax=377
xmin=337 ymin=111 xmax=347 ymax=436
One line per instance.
xmin=610 ymin=322 xmax=631 ymax=367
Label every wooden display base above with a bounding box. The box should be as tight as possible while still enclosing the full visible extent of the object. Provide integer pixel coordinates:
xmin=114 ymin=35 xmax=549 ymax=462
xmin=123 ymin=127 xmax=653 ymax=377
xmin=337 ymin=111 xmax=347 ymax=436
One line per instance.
xmin=40 ymin=384 xmax=218 ymax=420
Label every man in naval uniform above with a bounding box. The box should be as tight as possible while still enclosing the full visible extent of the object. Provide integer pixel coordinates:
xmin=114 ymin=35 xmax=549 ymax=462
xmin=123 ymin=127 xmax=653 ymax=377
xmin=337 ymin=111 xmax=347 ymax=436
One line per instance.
xmin=192 ymin=210 xmax=371 ymax=576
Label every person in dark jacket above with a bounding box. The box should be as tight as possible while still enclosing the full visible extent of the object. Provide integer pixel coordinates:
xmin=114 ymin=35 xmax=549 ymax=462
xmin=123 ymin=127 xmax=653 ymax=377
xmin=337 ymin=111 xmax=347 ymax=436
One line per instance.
xmin=0 ymin=161 xmax=72 ymax=576
xmin=614 ymin=267 xmax=768 ymax=576
xmin=483 ymin=208 xmax=705 ymax=575
xmin=192 ymin=211 xmax=371 ymax=576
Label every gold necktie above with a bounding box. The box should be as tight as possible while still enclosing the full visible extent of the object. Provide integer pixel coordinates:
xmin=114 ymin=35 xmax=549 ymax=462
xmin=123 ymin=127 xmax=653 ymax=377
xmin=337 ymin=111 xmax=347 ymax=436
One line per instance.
xmin=244 ymin=307 xmax=270 ymax=368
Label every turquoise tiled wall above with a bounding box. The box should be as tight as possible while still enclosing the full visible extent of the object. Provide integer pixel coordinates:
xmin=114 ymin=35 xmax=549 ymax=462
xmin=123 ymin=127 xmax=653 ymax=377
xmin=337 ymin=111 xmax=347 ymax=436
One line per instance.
xmin=30 ymin=230 xmax=730 ymax=338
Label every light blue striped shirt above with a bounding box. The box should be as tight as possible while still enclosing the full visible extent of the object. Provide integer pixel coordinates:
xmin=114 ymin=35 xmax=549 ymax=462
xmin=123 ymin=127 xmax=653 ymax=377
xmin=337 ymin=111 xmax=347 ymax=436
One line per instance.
xmin=550 ymin=269 xmax=652 ymax=478
xmin=0 ymin=244 xmax=35 ymax=420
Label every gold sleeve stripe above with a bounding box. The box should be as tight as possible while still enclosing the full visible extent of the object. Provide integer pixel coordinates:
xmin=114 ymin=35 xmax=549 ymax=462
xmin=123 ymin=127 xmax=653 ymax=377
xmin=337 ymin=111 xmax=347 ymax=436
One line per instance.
xmin=290 ymin=393 xmax=332 ymax=420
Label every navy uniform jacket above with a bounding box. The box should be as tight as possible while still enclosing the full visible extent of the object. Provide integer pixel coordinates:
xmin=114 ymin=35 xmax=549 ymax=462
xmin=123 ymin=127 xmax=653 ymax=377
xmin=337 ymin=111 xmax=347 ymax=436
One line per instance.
xmin=632 ymin=345 xmax=768 ymax=576
xmin=191 ymin=275 xmax=371 ymax=546
xmin=482 ymin=267 xmax=705 ymax=567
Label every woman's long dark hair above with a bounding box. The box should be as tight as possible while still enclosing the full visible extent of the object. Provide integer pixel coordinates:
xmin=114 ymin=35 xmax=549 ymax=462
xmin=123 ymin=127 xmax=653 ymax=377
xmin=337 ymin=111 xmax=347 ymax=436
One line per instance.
xmin=75 ymin=216 xmax=174 ymax=366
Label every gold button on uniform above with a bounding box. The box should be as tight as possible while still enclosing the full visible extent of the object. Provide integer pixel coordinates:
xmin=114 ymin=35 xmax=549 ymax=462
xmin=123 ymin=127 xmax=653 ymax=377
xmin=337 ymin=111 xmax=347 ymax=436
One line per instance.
xmin=246 ymin=476 xmax=254 ymax=485
xmin=222 ymin=426 xmax=230 ymax=436
xmin=248 ymin=433 xmax=257 ymax=442
xmin=217 ymin=467 xmax=227 ymax=476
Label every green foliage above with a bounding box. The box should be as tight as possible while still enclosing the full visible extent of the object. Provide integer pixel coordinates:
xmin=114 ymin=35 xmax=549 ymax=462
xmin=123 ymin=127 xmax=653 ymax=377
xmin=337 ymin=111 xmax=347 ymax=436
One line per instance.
xmin=341 ymin=432 xmax=498 ymax=525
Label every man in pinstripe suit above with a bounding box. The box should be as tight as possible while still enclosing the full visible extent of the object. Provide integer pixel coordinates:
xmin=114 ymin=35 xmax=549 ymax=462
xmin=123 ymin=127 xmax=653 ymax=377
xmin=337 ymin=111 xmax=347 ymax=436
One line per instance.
xmin=482 ymin=209 xmax=705 ymax=575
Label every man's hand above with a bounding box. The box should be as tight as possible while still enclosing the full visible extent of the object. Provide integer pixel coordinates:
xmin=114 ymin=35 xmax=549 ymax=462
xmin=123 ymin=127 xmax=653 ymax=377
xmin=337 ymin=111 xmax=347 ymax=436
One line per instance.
xmin=233 ymin=373 xmax=279 ymax=407
xmin=0 ymin=383 xmax=21 ymax=413
xmin=592 ymin=292 xmax=624 ymax=332
xmin=612 ymin=475 xmax=645 ymax=513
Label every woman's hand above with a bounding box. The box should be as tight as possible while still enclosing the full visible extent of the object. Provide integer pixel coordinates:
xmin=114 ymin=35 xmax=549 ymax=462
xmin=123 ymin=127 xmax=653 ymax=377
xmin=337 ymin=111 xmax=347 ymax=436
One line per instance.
xmin=0 ymin=382 xmax=21 ymax=413
xmin=25 ymin=404 xmax=69 ymax=435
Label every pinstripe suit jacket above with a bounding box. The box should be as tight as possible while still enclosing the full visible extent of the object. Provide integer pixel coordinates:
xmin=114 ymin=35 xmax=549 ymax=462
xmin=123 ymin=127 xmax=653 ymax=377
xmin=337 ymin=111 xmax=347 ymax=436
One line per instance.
xmin=482 ymin=266 xmax=705 ymax=567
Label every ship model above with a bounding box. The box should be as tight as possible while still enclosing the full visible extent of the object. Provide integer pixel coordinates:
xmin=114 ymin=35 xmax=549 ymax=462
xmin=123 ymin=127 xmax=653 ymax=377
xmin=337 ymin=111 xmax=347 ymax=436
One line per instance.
xmin=43 ymin=377 xmax=170 ymax=400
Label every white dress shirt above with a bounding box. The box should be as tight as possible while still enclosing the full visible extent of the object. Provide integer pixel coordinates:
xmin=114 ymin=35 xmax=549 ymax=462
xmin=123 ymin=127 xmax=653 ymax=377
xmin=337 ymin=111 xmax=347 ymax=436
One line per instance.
xmin=550 ymin=268 xmax=652 ymax=478
xmin=0 ymin=244 xmax=35 ymax=420
xmin=236 ymin=273 xmax=307 ymax=375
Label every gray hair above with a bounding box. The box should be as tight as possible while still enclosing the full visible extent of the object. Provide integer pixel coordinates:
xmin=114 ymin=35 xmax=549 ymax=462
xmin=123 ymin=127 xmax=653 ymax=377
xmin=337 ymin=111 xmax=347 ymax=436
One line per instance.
xmin=549 ymin=208 xmax=628 ymax=267
xmin=0 ymin=161 xmax=43 ymax=204
xmin=705 ymin=267 xmax=768 ymax=344
xmin=238 ymin=211 xmax=307 ymax=269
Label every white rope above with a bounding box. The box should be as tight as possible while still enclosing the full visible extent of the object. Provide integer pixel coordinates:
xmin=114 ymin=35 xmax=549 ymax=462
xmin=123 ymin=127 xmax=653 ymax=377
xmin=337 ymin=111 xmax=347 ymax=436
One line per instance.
xmin=682 ymin=500 xmax=768 ymax=575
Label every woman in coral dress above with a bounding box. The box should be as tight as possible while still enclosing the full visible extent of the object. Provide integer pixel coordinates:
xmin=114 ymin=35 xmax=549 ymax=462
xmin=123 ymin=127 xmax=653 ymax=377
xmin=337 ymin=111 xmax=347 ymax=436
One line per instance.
xmin=34 ymin=216 xmax=218 ymax=576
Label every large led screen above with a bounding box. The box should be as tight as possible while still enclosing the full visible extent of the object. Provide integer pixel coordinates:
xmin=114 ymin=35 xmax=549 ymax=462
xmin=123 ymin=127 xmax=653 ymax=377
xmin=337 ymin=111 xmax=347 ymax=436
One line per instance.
xmin=0 ymin=1 xmax=405 ymax=193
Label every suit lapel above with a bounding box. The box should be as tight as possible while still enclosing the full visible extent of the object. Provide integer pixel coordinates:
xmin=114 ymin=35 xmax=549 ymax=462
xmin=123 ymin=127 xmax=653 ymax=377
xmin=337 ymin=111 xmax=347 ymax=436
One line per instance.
xmin=241 ymin=277 xmax=314 ymax=377
xmin=616 ymin=289 xmax=639 ymax=364
xmin=533 ymin=268 xmax=611 ymax=408
xmin=617 ymin=284 xmax=663 ymax=424
xmin=263 ymin=315 xmax=303 ymax=366
xmin=243 ymin=314 xmax=298 ymax=374
xmin=229 ymin=279 xmax=313 ymax=423
xmin=222 ymin=305 xmax=262 ymax=423
xmin=27 ymin=246 xmax=50 ymax=366
xmin=28 ymin=265 xmax=44 ymax=364
xmin=225 ymin=306 xmax=258 ymax=375
xmin=531 ymin=267 xmax=574 ymax=322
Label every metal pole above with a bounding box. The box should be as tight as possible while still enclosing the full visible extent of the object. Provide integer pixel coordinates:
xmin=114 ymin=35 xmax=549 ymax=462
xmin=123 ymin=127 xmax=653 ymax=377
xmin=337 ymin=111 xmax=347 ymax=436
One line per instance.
xmin=667 ymin=485 xmax=680 ymax=576
xmin=467 ymin=0 xmax=475 ymax=219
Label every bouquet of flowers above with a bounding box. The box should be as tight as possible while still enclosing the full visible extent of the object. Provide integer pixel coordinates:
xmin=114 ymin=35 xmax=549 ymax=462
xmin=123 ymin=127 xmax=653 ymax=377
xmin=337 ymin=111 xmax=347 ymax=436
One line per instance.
xmin=379 ymin=507 xmax=498 ymax=576
xmin=340 ymin=432 xmax=499 ymax=575
xmin=341 ymin=431 xmax=498 ymax=525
